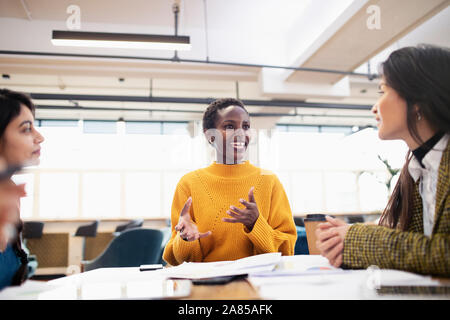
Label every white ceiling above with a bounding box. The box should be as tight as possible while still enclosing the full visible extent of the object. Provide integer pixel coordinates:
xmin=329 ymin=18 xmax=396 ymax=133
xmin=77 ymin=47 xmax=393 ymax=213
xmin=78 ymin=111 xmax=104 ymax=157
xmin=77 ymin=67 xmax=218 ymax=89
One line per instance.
xmin=0 ymin=0 xmax=449 ymax=127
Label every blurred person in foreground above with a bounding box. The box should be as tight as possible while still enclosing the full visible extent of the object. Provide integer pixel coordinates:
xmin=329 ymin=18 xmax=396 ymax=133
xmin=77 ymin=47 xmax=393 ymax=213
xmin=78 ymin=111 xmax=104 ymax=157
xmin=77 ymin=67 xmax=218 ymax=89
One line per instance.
xmin=0 ymin=89 xmax=44 ymax=289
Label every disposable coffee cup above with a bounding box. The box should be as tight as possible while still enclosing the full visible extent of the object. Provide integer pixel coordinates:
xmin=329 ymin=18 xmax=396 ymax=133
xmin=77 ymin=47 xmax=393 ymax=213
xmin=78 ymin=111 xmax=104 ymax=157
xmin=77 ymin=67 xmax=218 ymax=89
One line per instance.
xmin=304 ymin=214 xmax=327 ymax=255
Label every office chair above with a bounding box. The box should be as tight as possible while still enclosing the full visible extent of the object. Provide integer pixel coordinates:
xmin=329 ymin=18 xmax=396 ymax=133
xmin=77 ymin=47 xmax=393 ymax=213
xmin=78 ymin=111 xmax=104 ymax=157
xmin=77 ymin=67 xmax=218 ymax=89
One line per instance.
xmin=22 ymin=221 xmax=45 ymax=241
xmin=81 ymin=228 xmax=164 ymax=272
xmin=346 ymin=215 xmax=365 ymax=224
xmin=73 ymin=220 xmax=99 ymax=260
xmin=22 ymin=221 xmax=45 ymax=278
xmin=114 ymin=218 xmax=144 ymax=234
xmin=74 ymin=220 xmax=99 ymax=237
xmin=294 ymin=226 xmax=309 ymax=255
xmin=158 ymin=227 xmax=171 ymax=266
xmin=293 ymin=217 xmax=305 ymax=227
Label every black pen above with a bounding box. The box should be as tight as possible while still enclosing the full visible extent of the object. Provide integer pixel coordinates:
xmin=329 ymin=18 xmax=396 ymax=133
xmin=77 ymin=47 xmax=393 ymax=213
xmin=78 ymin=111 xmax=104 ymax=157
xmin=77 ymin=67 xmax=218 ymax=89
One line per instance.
xmin=139 ymin=264 xmax=163 ymax=271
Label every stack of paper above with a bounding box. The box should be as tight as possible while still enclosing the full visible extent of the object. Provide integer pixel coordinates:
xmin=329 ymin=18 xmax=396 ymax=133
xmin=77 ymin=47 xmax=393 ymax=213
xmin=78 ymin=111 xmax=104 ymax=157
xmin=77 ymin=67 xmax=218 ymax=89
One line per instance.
xmin=252 ymin=254 xmax=346 ymax=277
xmin=160 ymin=252 xmax=282 ymax=280
xmin=247 ymin=255 xmax=445 ymax=300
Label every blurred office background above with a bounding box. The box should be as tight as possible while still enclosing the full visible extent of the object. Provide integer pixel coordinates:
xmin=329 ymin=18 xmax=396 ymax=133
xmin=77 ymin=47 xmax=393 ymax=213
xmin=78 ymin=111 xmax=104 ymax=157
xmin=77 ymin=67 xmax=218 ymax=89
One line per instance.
xmin=0 ymin=0 xmax=448 ymax=276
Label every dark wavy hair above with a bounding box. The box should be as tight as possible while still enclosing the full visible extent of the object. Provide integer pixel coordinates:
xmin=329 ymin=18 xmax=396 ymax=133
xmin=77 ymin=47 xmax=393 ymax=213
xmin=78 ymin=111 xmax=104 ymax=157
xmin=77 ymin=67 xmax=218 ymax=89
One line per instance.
xmin=378 ymin=44 xmax=450 ymax=230
xmin=0 ymin=88 xmax=35 ymax=139
xmin=202 ymin=98 xmax=248 ymax=131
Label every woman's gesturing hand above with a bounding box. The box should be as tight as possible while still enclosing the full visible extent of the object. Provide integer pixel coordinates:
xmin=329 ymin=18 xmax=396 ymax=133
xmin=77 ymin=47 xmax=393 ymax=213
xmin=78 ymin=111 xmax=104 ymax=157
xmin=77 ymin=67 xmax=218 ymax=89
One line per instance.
xmin=223 ymin=187 xmax=260 ymax=231
xmin=174 ymin=197 xmax=211 ymax=242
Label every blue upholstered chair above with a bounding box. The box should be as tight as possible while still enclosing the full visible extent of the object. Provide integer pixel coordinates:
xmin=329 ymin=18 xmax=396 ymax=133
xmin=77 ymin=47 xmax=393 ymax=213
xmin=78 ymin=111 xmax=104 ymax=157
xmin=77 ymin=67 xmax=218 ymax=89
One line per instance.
xmin=294 ymin=226 xmax=309 ymax=255
xmin=81 ymin=228 xmax=164 ymax=272
xmin=158 ymin=227 xmax=171 ymax=266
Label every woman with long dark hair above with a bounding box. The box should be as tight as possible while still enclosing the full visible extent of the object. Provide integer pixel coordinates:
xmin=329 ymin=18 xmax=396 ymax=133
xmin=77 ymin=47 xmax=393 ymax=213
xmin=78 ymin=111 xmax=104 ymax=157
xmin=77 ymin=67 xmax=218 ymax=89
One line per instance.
xmin=316 ymin=44 xmax=450 ymax=277
xmin=0 ymin=89 xmax=44 ymax=289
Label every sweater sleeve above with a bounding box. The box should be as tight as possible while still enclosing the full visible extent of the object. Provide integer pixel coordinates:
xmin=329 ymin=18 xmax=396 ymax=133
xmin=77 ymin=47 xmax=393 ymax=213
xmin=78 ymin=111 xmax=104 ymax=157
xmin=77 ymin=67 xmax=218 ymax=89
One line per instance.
xmin=162 ymin=181 xmax=204 ymax=266
xmin=342 ymin=223 xmax=450 ymax=277
xmin=245 ymin=176 xmax=297 ymax=256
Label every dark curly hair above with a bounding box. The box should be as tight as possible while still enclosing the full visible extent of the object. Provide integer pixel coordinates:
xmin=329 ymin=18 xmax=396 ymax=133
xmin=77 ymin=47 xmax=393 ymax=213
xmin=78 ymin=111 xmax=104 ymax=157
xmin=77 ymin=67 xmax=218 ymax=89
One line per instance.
xmin=202 ymin=98 xmax=248 ymax=131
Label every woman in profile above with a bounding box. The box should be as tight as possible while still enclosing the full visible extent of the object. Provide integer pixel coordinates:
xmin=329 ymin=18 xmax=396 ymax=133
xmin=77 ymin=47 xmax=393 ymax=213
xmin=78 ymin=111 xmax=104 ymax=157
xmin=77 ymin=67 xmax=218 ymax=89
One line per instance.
xmin=316 ymin=45 xmax=450 ymax=277
xmin=0 ymin=89 xmax=44 ymax=289
xmin=163 ymin=98 xmax=297 ymax=266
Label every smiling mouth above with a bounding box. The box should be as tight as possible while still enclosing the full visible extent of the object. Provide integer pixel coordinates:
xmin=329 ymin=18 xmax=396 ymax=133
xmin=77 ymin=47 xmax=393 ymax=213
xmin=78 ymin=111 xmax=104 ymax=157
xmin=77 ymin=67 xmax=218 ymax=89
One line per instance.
xmin=227 ymin=141 xmax=248 ymax=154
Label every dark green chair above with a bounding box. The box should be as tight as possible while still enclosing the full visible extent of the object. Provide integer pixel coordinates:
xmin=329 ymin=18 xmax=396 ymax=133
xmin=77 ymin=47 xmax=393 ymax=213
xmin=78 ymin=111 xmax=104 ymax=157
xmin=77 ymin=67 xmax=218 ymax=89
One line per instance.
xmin=158 ymin=227 xmax=171 ymax=266
xmin=81 ymin=228 xmax=164 ymax=272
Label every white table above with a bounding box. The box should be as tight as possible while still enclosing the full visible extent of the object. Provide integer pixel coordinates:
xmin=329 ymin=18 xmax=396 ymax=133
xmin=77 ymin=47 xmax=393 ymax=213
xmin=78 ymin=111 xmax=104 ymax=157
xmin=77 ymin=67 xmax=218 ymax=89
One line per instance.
xmin=0 ymin=255 xmax=448 ymax=300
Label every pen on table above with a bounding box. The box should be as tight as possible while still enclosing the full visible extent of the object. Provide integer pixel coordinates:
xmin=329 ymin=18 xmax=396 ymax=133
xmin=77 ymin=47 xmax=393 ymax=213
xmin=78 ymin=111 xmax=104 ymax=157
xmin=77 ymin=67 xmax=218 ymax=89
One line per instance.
xmin=139 ymin=264 xmax=164 ymax=271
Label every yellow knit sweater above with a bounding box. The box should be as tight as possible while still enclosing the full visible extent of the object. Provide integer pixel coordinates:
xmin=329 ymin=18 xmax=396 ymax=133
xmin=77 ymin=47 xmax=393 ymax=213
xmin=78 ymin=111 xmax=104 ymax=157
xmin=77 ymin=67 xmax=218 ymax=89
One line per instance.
xmin=162 ymin=161 xmax=297 ymax=266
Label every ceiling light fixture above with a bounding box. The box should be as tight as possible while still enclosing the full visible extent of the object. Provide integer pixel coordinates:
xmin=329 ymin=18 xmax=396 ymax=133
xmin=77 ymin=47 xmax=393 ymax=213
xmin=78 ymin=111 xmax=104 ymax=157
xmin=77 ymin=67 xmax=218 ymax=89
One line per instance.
xmin=51 ymin=1 xmax=190 ymax=51
xmin=51 ymin=30 xmax=190 ymax=50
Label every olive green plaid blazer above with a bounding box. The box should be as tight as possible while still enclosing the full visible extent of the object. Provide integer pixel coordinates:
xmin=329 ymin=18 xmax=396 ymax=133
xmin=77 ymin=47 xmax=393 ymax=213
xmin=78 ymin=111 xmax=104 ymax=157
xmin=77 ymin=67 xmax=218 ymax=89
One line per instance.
xmin=342 ymin=140 xmax=450 ymax=277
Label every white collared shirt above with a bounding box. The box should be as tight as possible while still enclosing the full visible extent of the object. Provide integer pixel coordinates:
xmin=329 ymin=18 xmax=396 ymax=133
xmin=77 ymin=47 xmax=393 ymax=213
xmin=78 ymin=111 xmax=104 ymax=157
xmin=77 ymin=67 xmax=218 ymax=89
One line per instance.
xmin=408 ymin=134 xmax=449 ymax=237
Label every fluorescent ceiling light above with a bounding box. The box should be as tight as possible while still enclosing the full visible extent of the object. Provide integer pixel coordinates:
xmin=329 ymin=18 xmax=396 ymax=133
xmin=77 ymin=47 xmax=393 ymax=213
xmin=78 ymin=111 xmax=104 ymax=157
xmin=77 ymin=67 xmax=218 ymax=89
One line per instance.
xmin=51 ymin=30 xmax=191 ymax=51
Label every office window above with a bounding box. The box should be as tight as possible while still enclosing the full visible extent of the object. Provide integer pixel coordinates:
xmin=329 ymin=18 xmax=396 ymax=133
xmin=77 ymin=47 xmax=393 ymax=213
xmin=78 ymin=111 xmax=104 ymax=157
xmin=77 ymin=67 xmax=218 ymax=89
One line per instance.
xmin=320 ymin=126 xmax=352 ymax=134
xmin=125 ymin=172 xmax=161 ymax=218
xmin=324 ymin=172 xmax=358 ymax=212
xmin=260 ymin=127 xmax=407 ymax=214
xmin=82 ymin=173 xmax=121 ymax=218
xmin=162 ymin=172 xmax=187 ymax=218
xmin=162 ymin=122 xmax=188 ymax=135
xmin=272 ymin=131 xmax=345 ymax=170
xmin=39 ymin=120 xmax=79 ymax=127
xmin=25 ymin=119 xmax=202 ymax=219
xmin=38 ymin=125 xmax=81 ymax=169
xmin=276 ymin=124 xmax=320 ymax=133
xmin=290 ymin=172 xmax=324 ymax=213
xmin=79 ymin=134 xmax=124 ymax=169
xmin=121 ymin=134 xmax=194 ymax=170
xmin=275 ymin=125 xmax=288 ymax=132
xmin=21 ymin=121 xmax=407 ymax=219
xmin=288 ymin=125 xmax=320 ymax=133
xmin=358 ymin=172 xmax=389 ymax=212
xmin=83 ymin=120 xmax=117 ymax=134
xmin=125 ymin=121 xmax=161 ymax=135
xmin=12 ymin=173 xmax=34 ymax=219
xmin=39 ymin=173 xmax=79 ymax=219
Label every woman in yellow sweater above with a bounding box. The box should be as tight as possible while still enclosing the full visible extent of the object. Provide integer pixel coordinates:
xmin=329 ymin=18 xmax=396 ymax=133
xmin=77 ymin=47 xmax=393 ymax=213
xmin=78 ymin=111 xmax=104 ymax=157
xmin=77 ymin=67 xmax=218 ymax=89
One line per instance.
xmin=163 ymin=98 xmax=297 ymax=265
